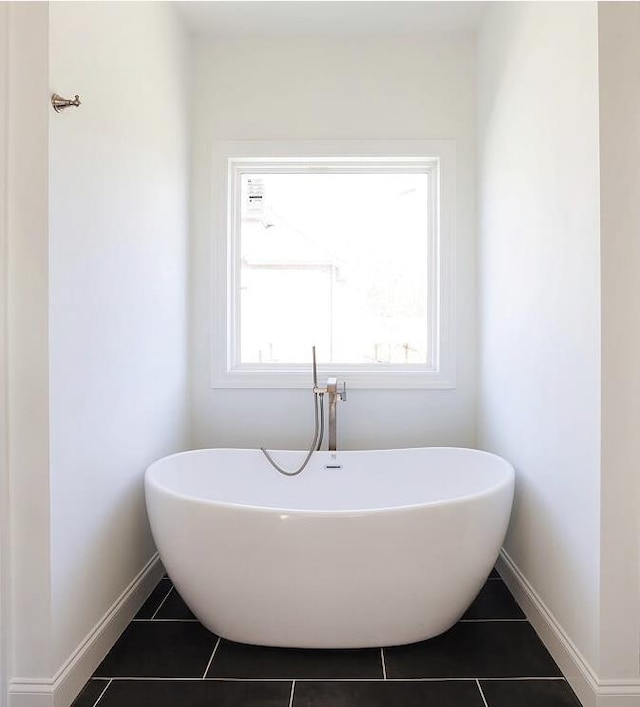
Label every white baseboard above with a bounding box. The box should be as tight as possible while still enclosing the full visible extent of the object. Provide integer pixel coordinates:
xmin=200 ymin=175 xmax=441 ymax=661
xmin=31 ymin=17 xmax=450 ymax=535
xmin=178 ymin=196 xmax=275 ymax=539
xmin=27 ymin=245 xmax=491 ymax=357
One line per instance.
xmin=9 ymin=553 xmax=164 ymax=707
xmin=6 ymin=687 xmax=52 ymax=707
xmin=497 ymin=550 xmax=640 ymax=707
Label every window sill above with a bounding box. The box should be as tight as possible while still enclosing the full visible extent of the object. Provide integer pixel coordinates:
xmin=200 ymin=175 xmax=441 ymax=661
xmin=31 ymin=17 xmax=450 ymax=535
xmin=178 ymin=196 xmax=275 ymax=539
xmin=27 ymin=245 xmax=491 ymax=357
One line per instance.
xmin=210 ymin=366 xmax=456 ymax=390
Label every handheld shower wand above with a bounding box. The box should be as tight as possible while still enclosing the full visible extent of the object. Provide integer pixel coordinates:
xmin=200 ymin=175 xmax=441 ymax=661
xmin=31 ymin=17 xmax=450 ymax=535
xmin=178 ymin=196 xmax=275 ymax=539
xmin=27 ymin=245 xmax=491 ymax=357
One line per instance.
xmin=261 ymin=346 xmax=325 ymax=475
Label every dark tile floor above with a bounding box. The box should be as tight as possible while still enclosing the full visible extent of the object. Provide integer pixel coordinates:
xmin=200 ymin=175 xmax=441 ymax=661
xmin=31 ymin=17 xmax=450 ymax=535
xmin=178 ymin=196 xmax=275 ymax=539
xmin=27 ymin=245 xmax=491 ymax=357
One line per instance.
xmin=72 ymin=569 xmax=582 ymax=707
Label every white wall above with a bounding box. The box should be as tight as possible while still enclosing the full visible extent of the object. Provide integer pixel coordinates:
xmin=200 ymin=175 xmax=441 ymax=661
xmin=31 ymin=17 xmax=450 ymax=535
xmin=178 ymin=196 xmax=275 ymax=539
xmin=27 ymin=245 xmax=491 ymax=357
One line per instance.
xmin=191 ymin=34 xmax=477 ymax=450
xmin=477 ymin=0 xmax=601 ymax=674
xmin=3 ymin=3 xmax=190 ymax=702
xmin=48 ymin=0 xmax=190 ymax=673
xmin=597 ymin=0 xmax=640 ymax=682
xmin=0 ymin=2 xmax=6 ymax=698
xmin=6 ymin=2 xmax=53 ymax=683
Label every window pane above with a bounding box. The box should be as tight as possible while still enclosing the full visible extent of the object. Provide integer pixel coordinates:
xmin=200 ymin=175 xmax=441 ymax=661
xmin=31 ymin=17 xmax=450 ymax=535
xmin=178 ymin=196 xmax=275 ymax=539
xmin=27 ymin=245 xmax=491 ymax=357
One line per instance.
xmin=239 ymin=171 xmax=430 ymax=365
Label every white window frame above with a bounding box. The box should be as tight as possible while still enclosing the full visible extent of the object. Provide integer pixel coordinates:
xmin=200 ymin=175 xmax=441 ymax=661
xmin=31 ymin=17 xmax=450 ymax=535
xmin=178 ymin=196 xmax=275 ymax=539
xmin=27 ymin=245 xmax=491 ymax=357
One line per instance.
xmin=210 ymin=140 xmax=456 ymax=389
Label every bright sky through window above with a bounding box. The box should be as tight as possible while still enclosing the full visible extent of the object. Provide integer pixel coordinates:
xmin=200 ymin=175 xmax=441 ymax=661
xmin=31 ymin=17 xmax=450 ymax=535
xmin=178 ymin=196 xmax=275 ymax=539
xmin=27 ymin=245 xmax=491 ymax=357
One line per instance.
xmin=239 ymin=172 xmax=430 ymax=366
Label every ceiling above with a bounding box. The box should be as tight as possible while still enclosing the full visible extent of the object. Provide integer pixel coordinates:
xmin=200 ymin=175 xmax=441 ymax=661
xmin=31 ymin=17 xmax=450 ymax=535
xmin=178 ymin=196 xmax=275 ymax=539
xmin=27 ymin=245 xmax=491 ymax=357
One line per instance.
xmin=173 ymin=1 xmax=488 ymax=39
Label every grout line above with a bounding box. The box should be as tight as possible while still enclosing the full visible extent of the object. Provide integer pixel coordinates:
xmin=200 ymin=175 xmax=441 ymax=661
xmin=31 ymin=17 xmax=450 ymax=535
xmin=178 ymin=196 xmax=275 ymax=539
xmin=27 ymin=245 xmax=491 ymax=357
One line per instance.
xmin=133 ymin=618 xmax=199 ymax=623
xmin=133 ymin=617 xmax=530 ymax=625
xmin=476 ymin=679 xmax=489 ymax=707
xmin=380 ymin=648 xmax=387 ymax=680
xmin=96 ymin=676 xmax=567 ymax=682
xmin=202 ymin=636 xmax=222 ymax=679
xmin=150 ymin=585 xmax=174 ymax=620
xmin=92 ymin=678 xmax=112 ymax=707
xmin=469 ymin=677 xmax=566 ymax=682
xmin=459 ymin=618 xmax=528 ymax=622
xmin=288 ymin=680 xmax=296 ymax=707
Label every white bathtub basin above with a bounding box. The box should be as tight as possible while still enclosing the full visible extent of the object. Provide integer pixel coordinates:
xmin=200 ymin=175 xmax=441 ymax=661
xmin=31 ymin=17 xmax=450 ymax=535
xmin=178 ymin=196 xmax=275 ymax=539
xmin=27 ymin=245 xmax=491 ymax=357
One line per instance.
xmin=145 ymin=447 xmax=514 ymax=648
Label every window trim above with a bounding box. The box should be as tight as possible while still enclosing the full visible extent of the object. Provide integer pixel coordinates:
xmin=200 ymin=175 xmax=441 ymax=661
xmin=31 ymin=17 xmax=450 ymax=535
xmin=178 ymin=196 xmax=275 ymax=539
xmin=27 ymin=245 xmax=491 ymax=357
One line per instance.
xmin=210 ymin=140 xmax=456 ymax=390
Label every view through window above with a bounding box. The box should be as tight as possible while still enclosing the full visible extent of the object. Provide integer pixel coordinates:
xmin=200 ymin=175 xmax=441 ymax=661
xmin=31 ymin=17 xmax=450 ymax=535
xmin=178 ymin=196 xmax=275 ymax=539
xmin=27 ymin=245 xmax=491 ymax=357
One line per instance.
xmin=237 ymin=170 xmax=433 ymax=367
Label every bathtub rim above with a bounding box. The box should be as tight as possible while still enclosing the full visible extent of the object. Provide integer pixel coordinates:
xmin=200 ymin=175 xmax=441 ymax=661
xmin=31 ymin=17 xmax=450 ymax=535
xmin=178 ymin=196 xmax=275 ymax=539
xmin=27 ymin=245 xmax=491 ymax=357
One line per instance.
xmin=145 ymin=446 xmax=515 ymax=517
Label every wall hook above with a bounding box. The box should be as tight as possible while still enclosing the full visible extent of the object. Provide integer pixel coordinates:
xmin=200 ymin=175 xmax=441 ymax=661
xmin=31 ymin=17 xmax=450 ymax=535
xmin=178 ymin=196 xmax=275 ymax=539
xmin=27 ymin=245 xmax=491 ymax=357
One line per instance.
xmin=51 ymin=93 xmax=81 ymax=113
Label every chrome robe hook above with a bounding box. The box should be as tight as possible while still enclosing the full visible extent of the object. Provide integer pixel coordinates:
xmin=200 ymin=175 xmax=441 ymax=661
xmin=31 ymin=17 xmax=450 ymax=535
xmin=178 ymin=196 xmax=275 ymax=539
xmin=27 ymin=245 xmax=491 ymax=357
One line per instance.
xmin=51 ymin=93 xmax=81 ymax=113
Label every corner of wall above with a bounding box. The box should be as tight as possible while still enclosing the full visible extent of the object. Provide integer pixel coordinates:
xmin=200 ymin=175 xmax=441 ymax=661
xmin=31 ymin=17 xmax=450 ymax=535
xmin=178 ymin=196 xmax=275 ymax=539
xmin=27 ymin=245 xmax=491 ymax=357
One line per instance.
xmin=597 ymin=0 xmax=640 ymax=683
xmin=7 ymin=554 xmax=163 ymax=707
xmin=6 ymin=0 xmax=54 ymax=688
xmin=0 ymin=6 xmax=9 ymax=707
xmin=498 ymin=551 xmax=640 ymax=707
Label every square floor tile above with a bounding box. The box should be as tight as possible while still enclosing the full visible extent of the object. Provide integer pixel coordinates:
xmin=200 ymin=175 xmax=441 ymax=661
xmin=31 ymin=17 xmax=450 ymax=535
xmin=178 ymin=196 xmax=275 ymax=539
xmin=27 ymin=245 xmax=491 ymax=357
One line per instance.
xmin=97 ymin=679 xmax=292 ymax=707
xmin=134 ymin=578 xmax=172 ymax=619
xmin=462 ymin=580 xmax=525 ymax=620
xmin=207 ymin=640 xmax=383 ymax=679
xmin=293 ymin=680 xmax=485 ymax=707
xmin=94 ymin=622 xmax=218 ymax=678
xmin=154 ymin=587 xmax=197 ymax=620
xmin=385 ymin=622 xmax=563 ymax=678
xmin=70 ymin=679 xmax=110 ymax=707
xmin=480 ymin=679 xmax=582 ymax=707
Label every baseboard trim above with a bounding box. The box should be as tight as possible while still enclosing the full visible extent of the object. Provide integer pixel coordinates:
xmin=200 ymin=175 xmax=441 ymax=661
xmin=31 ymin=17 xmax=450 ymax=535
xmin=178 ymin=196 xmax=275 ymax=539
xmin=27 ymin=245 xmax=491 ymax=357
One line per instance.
xmin=596 ymin=676 xmax=640 ymax=707
xmin=497 ymin=550 xmax=640 ymax=707
xmin=9 ymin=553 xmax=163 ymax=707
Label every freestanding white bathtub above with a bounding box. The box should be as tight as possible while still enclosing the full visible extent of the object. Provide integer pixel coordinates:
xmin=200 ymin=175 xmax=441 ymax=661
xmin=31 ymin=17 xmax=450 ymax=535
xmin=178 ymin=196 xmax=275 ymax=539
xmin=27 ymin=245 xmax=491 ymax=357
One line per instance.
xmin=145 ymin=447 xmax=514 ymax=648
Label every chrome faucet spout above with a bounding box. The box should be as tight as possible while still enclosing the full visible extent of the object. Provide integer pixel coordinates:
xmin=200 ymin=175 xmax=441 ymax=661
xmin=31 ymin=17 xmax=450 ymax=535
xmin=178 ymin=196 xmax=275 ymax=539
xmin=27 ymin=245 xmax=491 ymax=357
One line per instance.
xmin=326 ymin=377 xmax=346 ymax=452
xmin=312 ymin=345 xmax=318 ymax=389
xmin=308 ymin=349 xmax=347 ymax=453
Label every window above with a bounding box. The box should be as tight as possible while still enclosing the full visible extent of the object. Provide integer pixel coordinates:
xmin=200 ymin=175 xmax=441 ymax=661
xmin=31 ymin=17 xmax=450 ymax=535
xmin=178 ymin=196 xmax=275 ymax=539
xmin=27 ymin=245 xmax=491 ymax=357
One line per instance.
xmin=211 ymin=141 xmax=455 ymax=389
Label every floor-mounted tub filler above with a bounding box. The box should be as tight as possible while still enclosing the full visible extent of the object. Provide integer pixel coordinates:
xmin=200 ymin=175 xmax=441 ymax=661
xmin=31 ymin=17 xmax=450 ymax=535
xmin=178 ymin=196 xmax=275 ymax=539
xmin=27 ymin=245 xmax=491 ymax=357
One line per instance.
xmin=144 ymin=446 xmax=514 ymax=648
